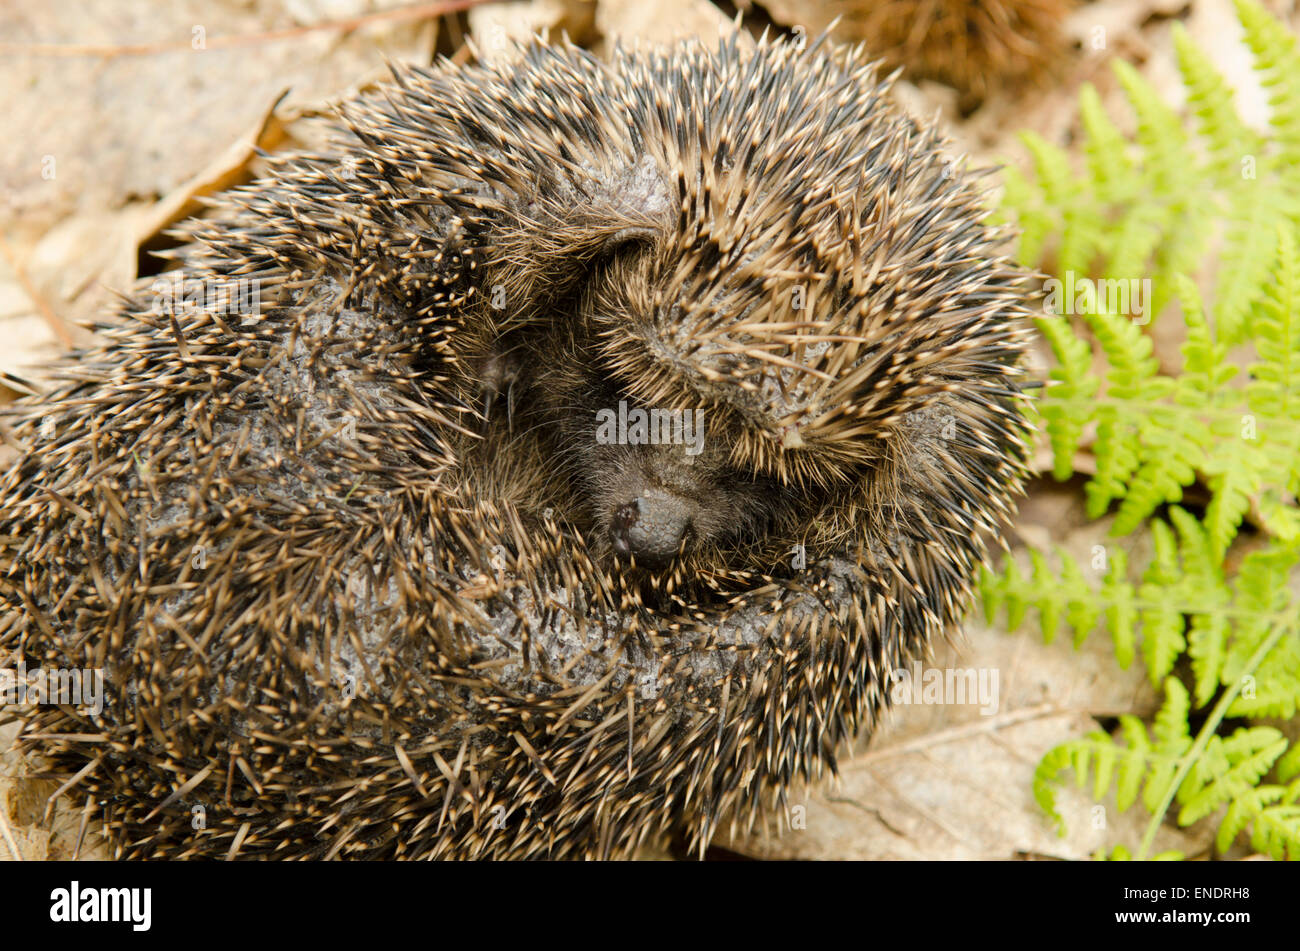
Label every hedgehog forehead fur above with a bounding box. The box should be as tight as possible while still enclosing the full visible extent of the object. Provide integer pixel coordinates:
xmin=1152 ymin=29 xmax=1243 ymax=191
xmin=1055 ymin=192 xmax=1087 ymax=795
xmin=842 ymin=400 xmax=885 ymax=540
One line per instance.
xmin=0 ymin=33 xmax=1034 ymax=859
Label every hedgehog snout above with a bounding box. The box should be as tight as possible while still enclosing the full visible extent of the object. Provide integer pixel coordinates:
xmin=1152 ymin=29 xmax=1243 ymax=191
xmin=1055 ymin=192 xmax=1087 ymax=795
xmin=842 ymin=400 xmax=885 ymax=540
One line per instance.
xmin=609 ymin=488 xmax=693 ymax=564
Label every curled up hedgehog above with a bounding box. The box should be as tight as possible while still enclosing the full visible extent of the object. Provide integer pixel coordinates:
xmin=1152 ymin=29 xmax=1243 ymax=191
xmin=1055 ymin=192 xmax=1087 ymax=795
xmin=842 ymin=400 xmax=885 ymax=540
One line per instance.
xmin=0 ymin=32 xmax=1034 ymax=859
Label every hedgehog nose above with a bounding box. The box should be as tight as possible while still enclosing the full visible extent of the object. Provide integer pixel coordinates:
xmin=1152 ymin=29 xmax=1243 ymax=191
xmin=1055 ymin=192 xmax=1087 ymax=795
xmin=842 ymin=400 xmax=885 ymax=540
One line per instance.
xmin=611 ymin=491 xmax=690 ymax=563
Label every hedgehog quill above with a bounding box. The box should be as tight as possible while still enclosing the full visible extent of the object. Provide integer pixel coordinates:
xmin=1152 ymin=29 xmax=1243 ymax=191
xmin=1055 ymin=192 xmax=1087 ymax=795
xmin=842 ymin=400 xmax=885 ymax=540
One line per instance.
xmin=0 ymin=33 xmax=1034 ymax=859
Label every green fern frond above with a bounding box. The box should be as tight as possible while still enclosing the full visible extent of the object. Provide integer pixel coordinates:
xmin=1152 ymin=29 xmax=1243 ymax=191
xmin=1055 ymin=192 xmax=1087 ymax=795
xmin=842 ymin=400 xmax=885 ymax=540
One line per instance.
xmin=1177 ymin=727 xmax=1288 ymax=824
xmin=1249 ymin=226 xmax=1300 ymax=414
xmin=1101 ymin=547 xmax=1137 ymax=665
xmin=1236 ymin=0 xmax=1300 ymax=168
xmin=1035 ymin=315 xmax=1100 ymax=480
xmin=1188 ymin=612 xmax=1230 ymax=708
xmin=1035 ymin=677 xmax=1298 ymax=856
xmin=1098 ymin=844 xmax=1186 ymax=860
xmin=1216 ymin=784 xmax=1285 ymax=853
xmin=1000 ymin=2 xmax=1300 ymax=559
xmin=1249 ymin=789 xmax=1300 ymax=860
xmin=1278 ymin=742 xmax=1300 ymax=782
xmin=986 ymin=0 xmax=1300 ymax=861
xmin=982 ymin=526 xmax=1300 ymax=856
xmin=1174 ymin=23 xmax=1261 ymax=180
xmin=1079 ymin=83 xmax=1138 ymax=202
xmin=1138 ymin=526 xmax=1190 ymax=684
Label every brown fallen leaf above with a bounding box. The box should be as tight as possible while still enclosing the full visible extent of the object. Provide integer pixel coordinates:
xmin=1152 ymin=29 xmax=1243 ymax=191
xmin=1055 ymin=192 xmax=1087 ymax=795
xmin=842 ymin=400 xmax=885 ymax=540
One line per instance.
xmin=595 ymin=0 xmax=739 ymax=49
xmin=133 ymin=90 xmax=291 ymax=262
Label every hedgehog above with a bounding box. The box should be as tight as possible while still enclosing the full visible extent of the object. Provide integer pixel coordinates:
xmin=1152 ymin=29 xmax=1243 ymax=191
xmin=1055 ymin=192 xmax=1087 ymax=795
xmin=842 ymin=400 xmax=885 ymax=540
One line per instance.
xmin=0 ymin=31 xmax=1034 ymax=860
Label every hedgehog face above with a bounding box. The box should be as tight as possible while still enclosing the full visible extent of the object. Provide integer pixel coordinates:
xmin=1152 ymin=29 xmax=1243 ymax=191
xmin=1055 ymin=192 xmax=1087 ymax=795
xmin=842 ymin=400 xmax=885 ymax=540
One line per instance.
xmin=527 ymin=320 xmax=798 ymax=565
xmin=485 ymin=188 xmax=868 ymax=567
xmin=570 ymin=418 xmax=786 ymax=565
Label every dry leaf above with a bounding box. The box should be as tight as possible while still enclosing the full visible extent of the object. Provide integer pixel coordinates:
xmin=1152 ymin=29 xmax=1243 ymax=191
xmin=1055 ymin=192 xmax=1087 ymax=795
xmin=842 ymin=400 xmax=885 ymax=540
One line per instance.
xmin=596 ymin=0 xmax=737 ymax=48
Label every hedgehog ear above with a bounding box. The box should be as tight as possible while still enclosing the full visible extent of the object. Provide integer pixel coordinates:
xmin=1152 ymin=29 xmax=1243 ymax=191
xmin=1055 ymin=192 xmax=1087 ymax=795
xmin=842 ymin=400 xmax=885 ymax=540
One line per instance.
xmin=595 ymin=226 xmax=657 ymax=260
xmin=569 ymin=155 xmax=669 ymax=260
